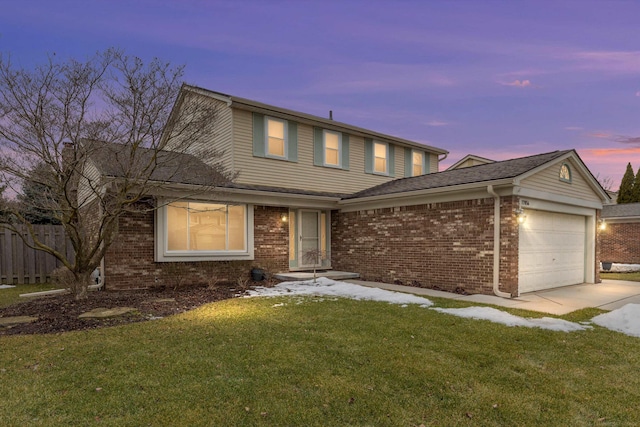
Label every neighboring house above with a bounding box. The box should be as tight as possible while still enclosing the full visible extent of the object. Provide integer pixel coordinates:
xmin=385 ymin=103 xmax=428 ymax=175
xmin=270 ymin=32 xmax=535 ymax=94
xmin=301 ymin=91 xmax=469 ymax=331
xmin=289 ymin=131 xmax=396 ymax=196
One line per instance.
xmin=92 ymin=85 xmax=610 ymax=297
xmin=446 ymin=154 xmax=494 ymax=170
xmin=600 ymin=203 xmax=640 ymax=264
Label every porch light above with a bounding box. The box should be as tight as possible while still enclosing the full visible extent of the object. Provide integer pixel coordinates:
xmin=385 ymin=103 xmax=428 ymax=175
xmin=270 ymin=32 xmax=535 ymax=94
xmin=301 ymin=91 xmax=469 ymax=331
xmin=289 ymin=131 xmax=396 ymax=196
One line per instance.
xmin=598 ymin=218 xmax=606 ymax=230
xmin=515 ymin=208 xmax=527 ymax=224
xmin=281 ymin=213 xmax=288 ymax=222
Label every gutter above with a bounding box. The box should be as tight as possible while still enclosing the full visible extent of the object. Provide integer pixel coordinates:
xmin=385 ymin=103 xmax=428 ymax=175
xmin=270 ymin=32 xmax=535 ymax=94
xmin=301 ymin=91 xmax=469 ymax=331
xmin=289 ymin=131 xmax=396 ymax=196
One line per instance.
xmin=487 ymin=185 xmax=511 ymax=299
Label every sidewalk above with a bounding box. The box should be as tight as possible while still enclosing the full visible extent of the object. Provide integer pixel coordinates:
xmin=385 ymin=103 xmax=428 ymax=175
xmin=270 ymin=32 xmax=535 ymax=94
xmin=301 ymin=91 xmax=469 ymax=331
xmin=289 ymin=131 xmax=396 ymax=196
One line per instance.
xmin=348 ymin=279 xmax=640 ymax=315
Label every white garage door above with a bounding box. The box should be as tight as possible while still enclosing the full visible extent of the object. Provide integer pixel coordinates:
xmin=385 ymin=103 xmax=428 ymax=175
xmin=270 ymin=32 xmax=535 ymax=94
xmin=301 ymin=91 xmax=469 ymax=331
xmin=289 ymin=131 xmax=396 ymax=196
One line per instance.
xmin=518 ymin=210 xmax=586 ymax=293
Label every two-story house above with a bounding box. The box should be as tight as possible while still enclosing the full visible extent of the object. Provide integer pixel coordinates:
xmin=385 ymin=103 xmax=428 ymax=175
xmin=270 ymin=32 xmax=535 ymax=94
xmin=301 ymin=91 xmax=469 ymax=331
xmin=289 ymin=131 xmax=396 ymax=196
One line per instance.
xmin=97 ymin=85 xmax=610 ymax=297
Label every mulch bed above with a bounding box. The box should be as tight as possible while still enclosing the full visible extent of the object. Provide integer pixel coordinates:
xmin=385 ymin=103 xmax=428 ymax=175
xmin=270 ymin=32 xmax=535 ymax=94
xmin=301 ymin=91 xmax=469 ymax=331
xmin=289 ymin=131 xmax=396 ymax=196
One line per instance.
xmin=0 ymin=282 xmax=265 ymax=336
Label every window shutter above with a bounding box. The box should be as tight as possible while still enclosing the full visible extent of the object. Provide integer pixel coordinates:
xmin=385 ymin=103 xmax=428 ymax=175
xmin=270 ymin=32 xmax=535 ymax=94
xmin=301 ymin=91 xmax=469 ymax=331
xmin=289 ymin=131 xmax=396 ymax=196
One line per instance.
xmin=313 ymin=127 xmax=323 ymax=166
xmin=288 ymin=121 xmax=298 ymax=162
xmin=423 ymin=152 xmax=429 ymax=174
xmin=389 ymin=144 xmax=395 ymax=177
xmin=404 ymin=148 xmax=412 ymax=177
xmin=252 ymin=113 xmax=265 ymax=157
xmin=341 ymin=133 xmax=350 ymax=170
xmin=364 ymin=138 xmax=373 ymax=174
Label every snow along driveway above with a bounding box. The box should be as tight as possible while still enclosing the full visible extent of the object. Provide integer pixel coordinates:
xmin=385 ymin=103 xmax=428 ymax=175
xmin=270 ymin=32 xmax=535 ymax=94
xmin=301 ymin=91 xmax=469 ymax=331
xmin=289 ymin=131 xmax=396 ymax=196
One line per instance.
xmin=248 ymin=278 xmax=640 ymax=337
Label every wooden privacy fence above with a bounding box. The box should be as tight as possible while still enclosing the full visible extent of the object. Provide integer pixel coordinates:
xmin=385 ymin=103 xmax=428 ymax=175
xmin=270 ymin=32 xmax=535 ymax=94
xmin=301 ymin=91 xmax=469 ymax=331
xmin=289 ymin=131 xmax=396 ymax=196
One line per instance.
xmin=0 ymin=225 xmax=74 ymax=284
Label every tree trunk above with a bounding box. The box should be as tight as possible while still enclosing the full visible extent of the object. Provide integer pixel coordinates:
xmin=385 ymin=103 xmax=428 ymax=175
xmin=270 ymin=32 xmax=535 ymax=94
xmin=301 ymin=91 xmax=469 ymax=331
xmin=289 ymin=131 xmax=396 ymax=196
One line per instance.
xmin=70 ymin=271 xmax=92 ymax=300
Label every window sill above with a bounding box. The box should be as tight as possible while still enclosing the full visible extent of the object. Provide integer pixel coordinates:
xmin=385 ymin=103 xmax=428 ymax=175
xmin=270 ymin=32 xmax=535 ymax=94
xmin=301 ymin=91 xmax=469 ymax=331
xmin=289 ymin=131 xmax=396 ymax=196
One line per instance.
xmin=157 ymin=252 xmax=254 ymax=263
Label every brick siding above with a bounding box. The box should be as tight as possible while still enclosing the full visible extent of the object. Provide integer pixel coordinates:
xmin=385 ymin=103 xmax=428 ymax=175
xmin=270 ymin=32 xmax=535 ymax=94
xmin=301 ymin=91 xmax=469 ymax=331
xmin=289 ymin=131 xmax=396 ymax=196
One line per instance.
xmin=600 ymin=221 xmax=640 ymax=264
xmin=104 ymin=205 xmax=289 ymax=290
xmin=331 ymin=197 xmax=519 ymax=295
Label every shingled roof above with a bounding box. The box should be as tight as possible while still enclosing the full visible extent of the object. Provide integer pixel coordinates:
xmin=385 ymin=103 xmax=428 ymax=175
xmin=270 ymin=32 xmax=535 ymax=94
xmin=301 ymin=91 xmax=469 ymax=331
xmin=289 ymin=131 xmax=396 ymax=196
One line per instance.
xmin=602 ymin=203 xmax=640 ymax=218
xmin=85 ymin=140 xmax=229 ymax=187
xmin=344 ymin=150 xmax=574 ymax=200
xmin=85 ymin=140 xmax=346 ymax=198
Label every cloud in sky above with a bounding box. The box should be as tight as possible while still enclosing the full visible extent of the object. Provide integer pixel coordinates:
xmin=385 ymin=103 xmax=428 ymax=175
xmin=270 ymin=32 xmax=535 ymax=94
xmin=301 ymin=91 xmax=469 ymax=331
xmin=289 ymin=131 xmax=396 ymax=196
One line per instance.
xmin=501 ymin=79 xmax=531 ymax=87
xmin=615 ymin=136 xmax=640 ymax=145
xmin=587 ymin=131 xmax=613 ymax=139
xmin=571 ymin=50 xmax=640 ymax=74
xmin=426 ymin=120 xmax=450 ymax=127
xmin=564 ymin=126 xmax=583 ymax=131
xmin=636 ymin=91 xmax=640 ymax=97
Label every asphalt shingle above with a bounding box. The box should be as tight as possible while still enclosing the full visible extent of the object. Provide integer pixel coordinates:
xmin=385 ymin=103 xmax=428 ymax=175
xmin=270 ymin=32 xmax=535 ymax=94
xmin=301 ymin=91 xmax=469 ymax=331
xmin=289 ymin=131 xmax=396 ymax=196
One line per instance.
xmin=345 ymin=150 xmax=573 ymax=199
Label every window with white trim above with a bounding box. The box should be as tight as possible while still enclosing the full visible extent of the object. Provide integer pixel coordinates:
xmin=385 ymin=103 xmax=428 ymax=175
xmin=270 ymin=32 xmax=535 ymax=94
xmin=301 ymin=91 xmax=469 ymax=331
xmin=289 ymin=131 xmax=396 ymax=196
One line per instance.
xmin=166 ymin=202 xmax=246 ymax=252
xmin=265 ymin=117 xmax=287 ymax=159
xmin=412 ymin=151 xmax=424 ymax=176
xmin=323 ymin=130 xmax=341 ymax=167
xmin=374 ymin=141 xmax=388 ymax=174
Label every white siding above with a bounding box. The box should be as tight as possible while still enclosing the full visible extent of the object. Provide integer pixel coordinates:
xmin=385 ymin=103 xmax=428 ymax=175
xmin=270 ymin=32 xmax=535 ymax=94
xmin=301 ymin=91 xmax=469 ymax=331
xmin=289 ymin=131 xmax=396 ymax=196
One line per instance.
xmin=232 ymin=109 xmax=408 ymax=194
xmin=77 ymin=160 xmax=102 ymax=206
xmin=521 ymin=159 xmax=601 ymax=203
xmin=165 ymin=95 xmax=234 ymax=174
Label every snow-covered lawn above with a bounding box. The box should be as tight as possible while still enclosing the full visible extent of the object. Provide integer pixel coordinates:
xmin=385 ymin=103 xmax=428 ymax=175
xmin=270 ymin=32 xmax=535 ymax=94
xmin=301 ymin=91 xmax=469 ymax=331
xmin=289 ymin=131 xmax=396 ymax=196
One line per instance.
xmin=249 ymin=278 xmax=639 ymax=337
xmin=0 ymin=285 xmax=16 ymax=289
xmin=592 ymin=304 xmax=640 ymax=338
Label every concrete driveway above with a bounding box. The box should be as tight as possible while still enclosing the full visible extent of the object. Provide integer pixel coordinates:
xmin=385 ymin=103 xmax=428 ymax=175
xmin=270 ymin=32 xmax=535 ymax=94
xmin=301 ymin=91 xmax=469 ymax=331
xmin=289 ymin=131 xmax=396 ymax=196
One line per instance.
xmin=350 ymin=279 xmax=640 ymax=315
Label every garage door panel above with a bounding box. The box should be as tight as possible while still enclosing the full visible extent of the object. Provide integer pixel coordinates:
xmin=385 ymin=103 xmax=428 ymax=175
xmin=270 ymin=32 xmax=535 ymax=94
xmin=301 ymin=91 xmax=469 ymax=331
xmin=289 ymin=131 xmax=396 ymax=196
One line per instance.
xmin=518 ymin=210 xmax=586 ymax=293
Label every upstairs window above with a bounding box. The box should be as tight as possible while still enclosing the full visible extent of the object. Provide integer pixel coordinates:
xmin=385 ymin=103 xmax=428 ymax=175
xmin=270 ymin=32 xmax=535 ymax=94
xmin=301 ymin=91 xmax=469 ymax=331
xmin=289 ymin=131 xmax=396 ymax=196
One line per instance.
xmin=365 ymin=138 xmax=394 ymax=176
xmin=323 ymin=130 xmax=341 ymax=167
xmin=404 ymin=148 xmax=428 ymax=177
xmin=313 ymin=127 xmax=349 ymax=170
xmin=252 ymin=113 xmax=297 ymax=162
xmin=266 ymin=117 xmax=287 ymax=159
xmin=374 ymin=141 xmax=388 ymax=174
xmin=412 ymin=151 xmax=425 ymax=176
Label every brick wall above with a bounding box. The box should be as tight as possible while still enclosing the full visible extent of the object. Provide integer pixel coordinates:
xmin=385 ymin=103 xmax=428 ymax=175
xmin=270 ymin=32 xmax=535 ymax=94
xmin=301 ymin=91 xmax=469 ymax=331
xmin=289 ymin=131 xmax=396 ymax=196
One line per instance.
xmin=331 ymin=197 xmax=519 ymax=295
xmin=600 ymin=221 xmax=640 ymax=264
xmin=104 ymin=205 xmax=289 ymax=290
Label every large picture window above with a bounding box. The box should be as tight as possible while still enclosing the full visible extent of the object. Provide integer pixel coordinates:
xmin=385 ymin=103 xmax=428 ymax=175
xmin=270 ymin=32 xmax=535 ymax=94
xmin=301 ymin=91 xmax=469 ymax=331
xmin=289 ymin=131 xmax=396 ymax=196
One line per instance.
xmin=165 ymin=202 xmax=247 ymax=253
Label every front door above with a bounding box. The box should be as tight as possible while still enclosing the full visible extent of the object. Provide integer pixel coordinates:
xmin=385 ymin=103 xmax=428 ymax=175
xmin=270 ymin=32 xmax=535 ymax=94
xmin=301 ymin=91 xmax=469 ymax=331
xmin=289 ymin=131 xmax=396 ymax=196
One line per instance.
xmin=299 ymin=210 xmax=321 ymax=268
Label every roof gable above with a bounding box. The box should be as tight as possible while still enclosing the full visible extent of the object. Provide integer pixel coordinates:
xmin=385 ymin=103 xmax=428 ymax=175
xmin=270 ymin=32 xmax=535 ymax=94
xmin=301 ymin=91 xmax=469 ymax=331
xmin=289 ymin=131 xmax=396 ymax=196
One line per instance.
xmin=446 ymin=154 xmax=495 ymax=170
xmin=344 ymin=150 xmax=574 ymax=200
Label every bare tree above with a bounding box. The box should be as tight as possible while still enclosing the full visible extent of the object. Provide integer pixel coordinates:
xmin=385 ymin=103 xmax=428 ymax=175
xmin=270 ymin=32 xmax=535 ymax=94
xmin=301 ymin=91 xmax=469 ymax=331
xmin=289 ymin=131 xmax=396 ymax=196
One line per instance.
xmin=595 ymin=173 xmax=615 ymax=192
xmin=0 ymin=49 xmax=231 ymax=299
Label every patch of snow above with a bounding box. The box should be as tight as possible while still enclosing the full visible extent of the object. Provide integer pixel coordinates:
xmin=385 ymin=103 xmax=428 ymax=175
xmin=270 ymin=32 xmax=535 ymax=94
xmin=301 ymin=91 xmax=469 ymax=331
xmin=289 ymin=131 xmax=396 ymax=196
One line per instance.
xmin=431 ymin=306 xmax=591 ymax=332
xmin=247 ymin=277 xmax=433 ymax=307
xmin=246 ymin=278 xmax=640 ymax=337
xmin=603 ymin=263 xmax=640 ymax=273
xmin=0 ymin=285 xmax=16 ymax=289
xmin=591 ymin=304 xmax=640 ymax=338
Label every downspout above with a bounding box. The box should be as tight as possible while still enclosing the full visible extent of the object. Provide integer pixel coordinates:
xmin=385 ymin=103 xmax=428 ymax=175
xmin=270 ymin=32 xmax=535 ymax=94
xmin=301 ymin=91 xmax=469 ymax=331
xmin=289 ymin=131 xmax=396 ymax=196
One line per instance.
xmin=487 ymin=185 xmax=511 ymax=298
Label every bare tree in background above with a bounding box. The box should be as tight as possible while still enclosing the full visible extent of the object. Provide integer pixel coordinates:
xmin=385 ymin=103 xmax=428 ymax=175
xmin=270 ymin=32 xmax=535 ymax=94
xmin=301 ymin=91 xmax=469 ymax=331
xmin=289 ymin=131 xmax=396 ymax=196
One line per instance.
xmin=0 ymin=49 xmax=231 ymax=299
xmin=595 ymin=173 xmax=615 ymax=192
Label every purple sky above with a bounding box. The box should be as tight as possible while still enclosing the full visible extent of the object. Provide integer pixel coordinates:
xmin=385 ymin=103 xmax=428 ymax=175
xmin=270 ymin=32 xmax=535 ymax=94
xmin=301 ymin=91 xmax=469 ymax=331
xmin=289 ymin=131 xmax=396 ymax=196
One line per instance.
xmin=1 ymin=0 xmax=639 ymax=189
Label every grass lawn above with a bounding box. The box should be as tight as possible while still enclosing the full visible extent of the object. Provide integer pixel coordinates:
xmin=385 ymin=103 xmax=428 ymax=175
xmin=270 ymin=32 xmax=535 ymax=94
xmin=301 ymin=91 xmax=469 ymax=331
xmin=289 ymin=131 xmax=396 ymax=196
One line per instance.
xmin=601 ymin=271 xmax=640 ymax=282
xmin=0 ymin=283 xmax=62 ymax=308
xmin=1 ymin=295 xmax=639 ymax=426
